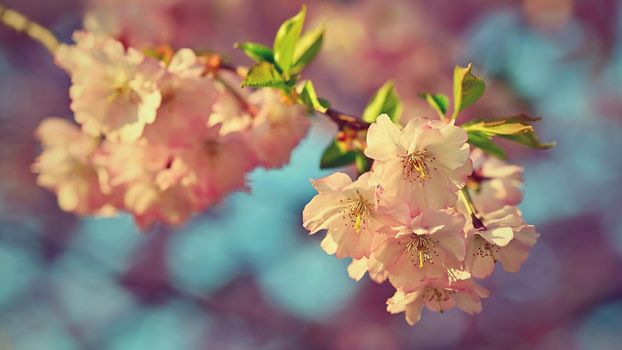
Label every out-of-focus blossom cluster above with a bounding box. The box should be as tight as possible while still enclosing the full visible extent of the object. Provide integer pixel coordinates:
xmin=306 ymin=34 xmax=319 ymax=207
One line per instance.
xmin=310 ymin=0 xmax=524 ymax=118
xmin=32 ymin=31 xmax=309 ymax=229
xmin=83 ymin=0 xmax=216 ymax=49
xmin=303 ymin=115 xmax=537 ymax=325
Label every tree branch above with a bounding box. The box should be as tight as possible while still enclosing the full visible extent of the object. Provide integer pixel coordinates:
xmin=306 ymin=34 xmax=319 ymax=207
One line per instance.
xmin=0 ymin=4 xmax=59 ymax=54
xmin=216 ymin=60 xmax=370 ymax=130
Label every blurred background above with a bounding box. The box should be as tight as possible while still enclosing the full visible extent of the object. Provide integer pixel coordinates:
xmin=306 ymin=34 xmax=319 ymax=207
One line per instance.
xmin=1 ymin=0 xmax=622 ymax=349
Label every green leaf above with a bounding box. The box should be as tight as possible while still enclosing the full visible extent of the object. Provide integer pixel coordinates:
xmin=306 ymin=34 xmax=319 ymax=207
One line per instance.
xmin=273 ymin=6 xmax=306 ymax=79
xmin=320 ymin=140 xmax=357 ymax=169
xmin=291 ymin=25 xmax=324 ymax=74
xmin=451 ymin=63 xmax=485 ymax=120
xmin=318 ymin=98 xmax=331 ymax=109
xmin=420 ymin=93 xmax=449 ymax=120
xmin=362 ymin=81 xmax=403 ymax=123
xmin=463 ymin=121 xmax=534 ymax=136
xmin=500 ymin=132 xmax=556 ymax=149
xmin=463 ymin=114 xmax=555 ymax=150
xmin=241 ymin=61 xmax=285 ymax=88
xmin=467 ymin=131 xmax=506 ymax=159
xmin=354 ymin=151 xmax=373 ymax=175
xmin=235 ymin=42 xmax=274 ymax=63
xmin=462 ymin=114 xmax=542 ymax=128
xmin=298 ymin=80 xmax=328 ymax=113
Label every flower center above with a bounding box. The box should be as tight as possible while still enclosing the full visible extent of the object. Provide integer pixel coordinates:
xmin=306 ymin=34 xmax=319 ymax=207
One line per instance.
xmin=204 ymin=139 xmax=221 ymax=157
xmin=340 ymin=190 xmax=371 ymax=232
xmin=472 ymin=234 xmax=500 ymax=262
xmin=108 ymin=82 xmax=139 ymax=103
xmin=422 ymin=286 xmax=455 ymax=312
xmin=402 ymin=150 xmax=436 ymax=183
xmin=404 ymin=235 xmax=440 ymax=268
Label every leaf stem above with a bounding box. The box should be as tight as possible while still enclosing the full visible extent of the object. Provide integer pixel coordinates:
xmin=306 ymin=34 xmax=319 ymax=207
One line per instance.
xmin=0 ymin=4 xmax=59 ymax=54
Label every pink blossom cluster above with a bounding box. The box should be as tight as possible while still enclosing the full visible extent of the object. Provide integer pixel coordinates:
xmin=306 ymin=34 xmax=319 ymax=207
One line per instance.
xmin=32 ymin=31 xmax=309 ymax=229
xmin=303 ymin=115 xmax=537 ymax=325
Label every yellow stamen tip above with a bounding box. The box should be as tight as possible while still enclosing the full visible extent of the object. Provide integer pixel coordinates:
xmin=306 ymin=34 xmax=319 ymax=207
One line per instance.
xmin=354 ymin=215 xmax=362 ymax=232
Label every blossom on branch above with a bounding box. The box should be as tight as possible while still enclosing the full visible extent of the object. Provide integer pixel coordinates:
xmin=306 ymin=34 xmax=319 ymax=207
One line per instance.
xmin=34 ymin=31 xmax=311 ymax=229
xmin=372 ymin=206 xmax=466 ymax=292
xmin=55 ymin=31 xmax=162 ymax=142
xmin=303 ymin=172 xmax=388 ymax=259
xmin=304 ymin=112 xmax=541 ymax=325
xmin=365 ymin=114 xmax=472 ymax=210
xmin=19 ymin=2 xmax=550 ymax=326
xmin=248 ymin=89 xmax=310 ymax=169
xmin=386 ymin=276 xmax=489 ymax=325
xmin=32 ymin=118 xmax=112 ymax=215
xmin=468 ymin=148 xmax=524 ymax=212
xmin=464 ymin=206 xmax=539 ymax=278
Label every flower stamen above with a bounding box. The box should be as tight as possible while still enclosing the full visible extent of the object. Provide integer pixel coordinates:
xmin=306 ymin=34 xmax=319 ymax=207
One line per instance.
xmin=404 ymin=235 xmax=440 ymax=268
xmin=472 ymin=234 xmax=500 ymax=262
xmin=108 ymin=82 xmax=137 ymax=103
xmin=422 ymin=286 xmax=455 ymax=313
xmin=402 ymin=150 xmax=436 ymax=183
xmin=340 ymin=190 xmax=371 ymax=232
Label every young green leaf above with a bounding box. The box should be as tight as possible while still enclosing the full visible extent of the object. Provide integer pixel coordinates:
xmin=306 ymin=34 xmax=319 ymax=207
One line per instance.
xmin=420 ymin=93 xmax=449 ymax=120
xmin=273 ymin=6 xmax=306 ymax=79
xmin=500 ymin=132 xmax=556 ymax=150
xmin=235 ymin=42 xmax=274 ymax=63
xmin=291 ymin=25 xmax=324 ymax=74
xmin=362 ymin=81 xmax=403 ymax=123
xmin=318 ymin=98 xmax=331 ymax=109
xmin=451 ymin=63 xmax=485 ymax=120
xmin=241 ymin=61 xmax=285 ymax=88
xmin=462 ymin=121 xmax=534 ymax=136
xmin=354 ymin=151 xmax=373 ymax=175
xmin=463 ymin=114 xmax=555 ymax=150
xmin=320 ymin=140 xmax=357 ymax=169
xmin=298 ymin=80 xmax=328 ymax=113
xmin=467 ymin=131 xmax=506 ymax=159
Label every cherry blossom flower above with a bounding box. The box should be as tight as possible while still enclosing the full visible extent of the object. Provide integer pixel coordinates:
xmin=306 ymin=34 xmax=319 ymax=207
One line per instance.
xmin=247 ymin=89 xmax=310 ymax=169
xmin=302 ymin=172 xmax=388 ymax=259
xmin=386 ymin=276 xmax=489 ymax=325
xmin=206 ymin=73 xmax=256 ymax=135
xmin=142 ymin=50 xmax=219 ymax=148
xmin=32 ymin=118 xmax=111 ymax=215
xmin=93 ymin=139 xmax=170 ymax=191
xmin=468 ymin=148 xmax=524 ymax=212
xmin=124 ymin=180 xmax=201 ymax=229
xmin=465 ymin=206 xmax=540 ymax=278
xmin=365 ymin=114 xmax=472 ymax=210
xmin=347 ymin=257 xmax=388 ymax=283
xmin=55 ymin=31 xmax=163 ymax=142
xmin=174 ymin=121 xmax=257 ymax=204
xmin=93 ymin=137 xmax=206 ymax=228
xmin=371 ymin=206 xmax=466 ymax=292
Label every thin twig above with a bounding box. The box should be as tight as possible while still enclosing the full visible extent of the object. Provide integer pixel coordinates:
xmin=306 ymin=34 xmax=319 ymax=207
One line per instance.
xmin=218 ymin=62 xmax=370 ymax=130
xmin=0 ymin=4 xmax=59 ymax=54
xmin=324 ymin=108 xmax=370 ymax=130
xmin=214 ymin=74 xmax=257 ymax=117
